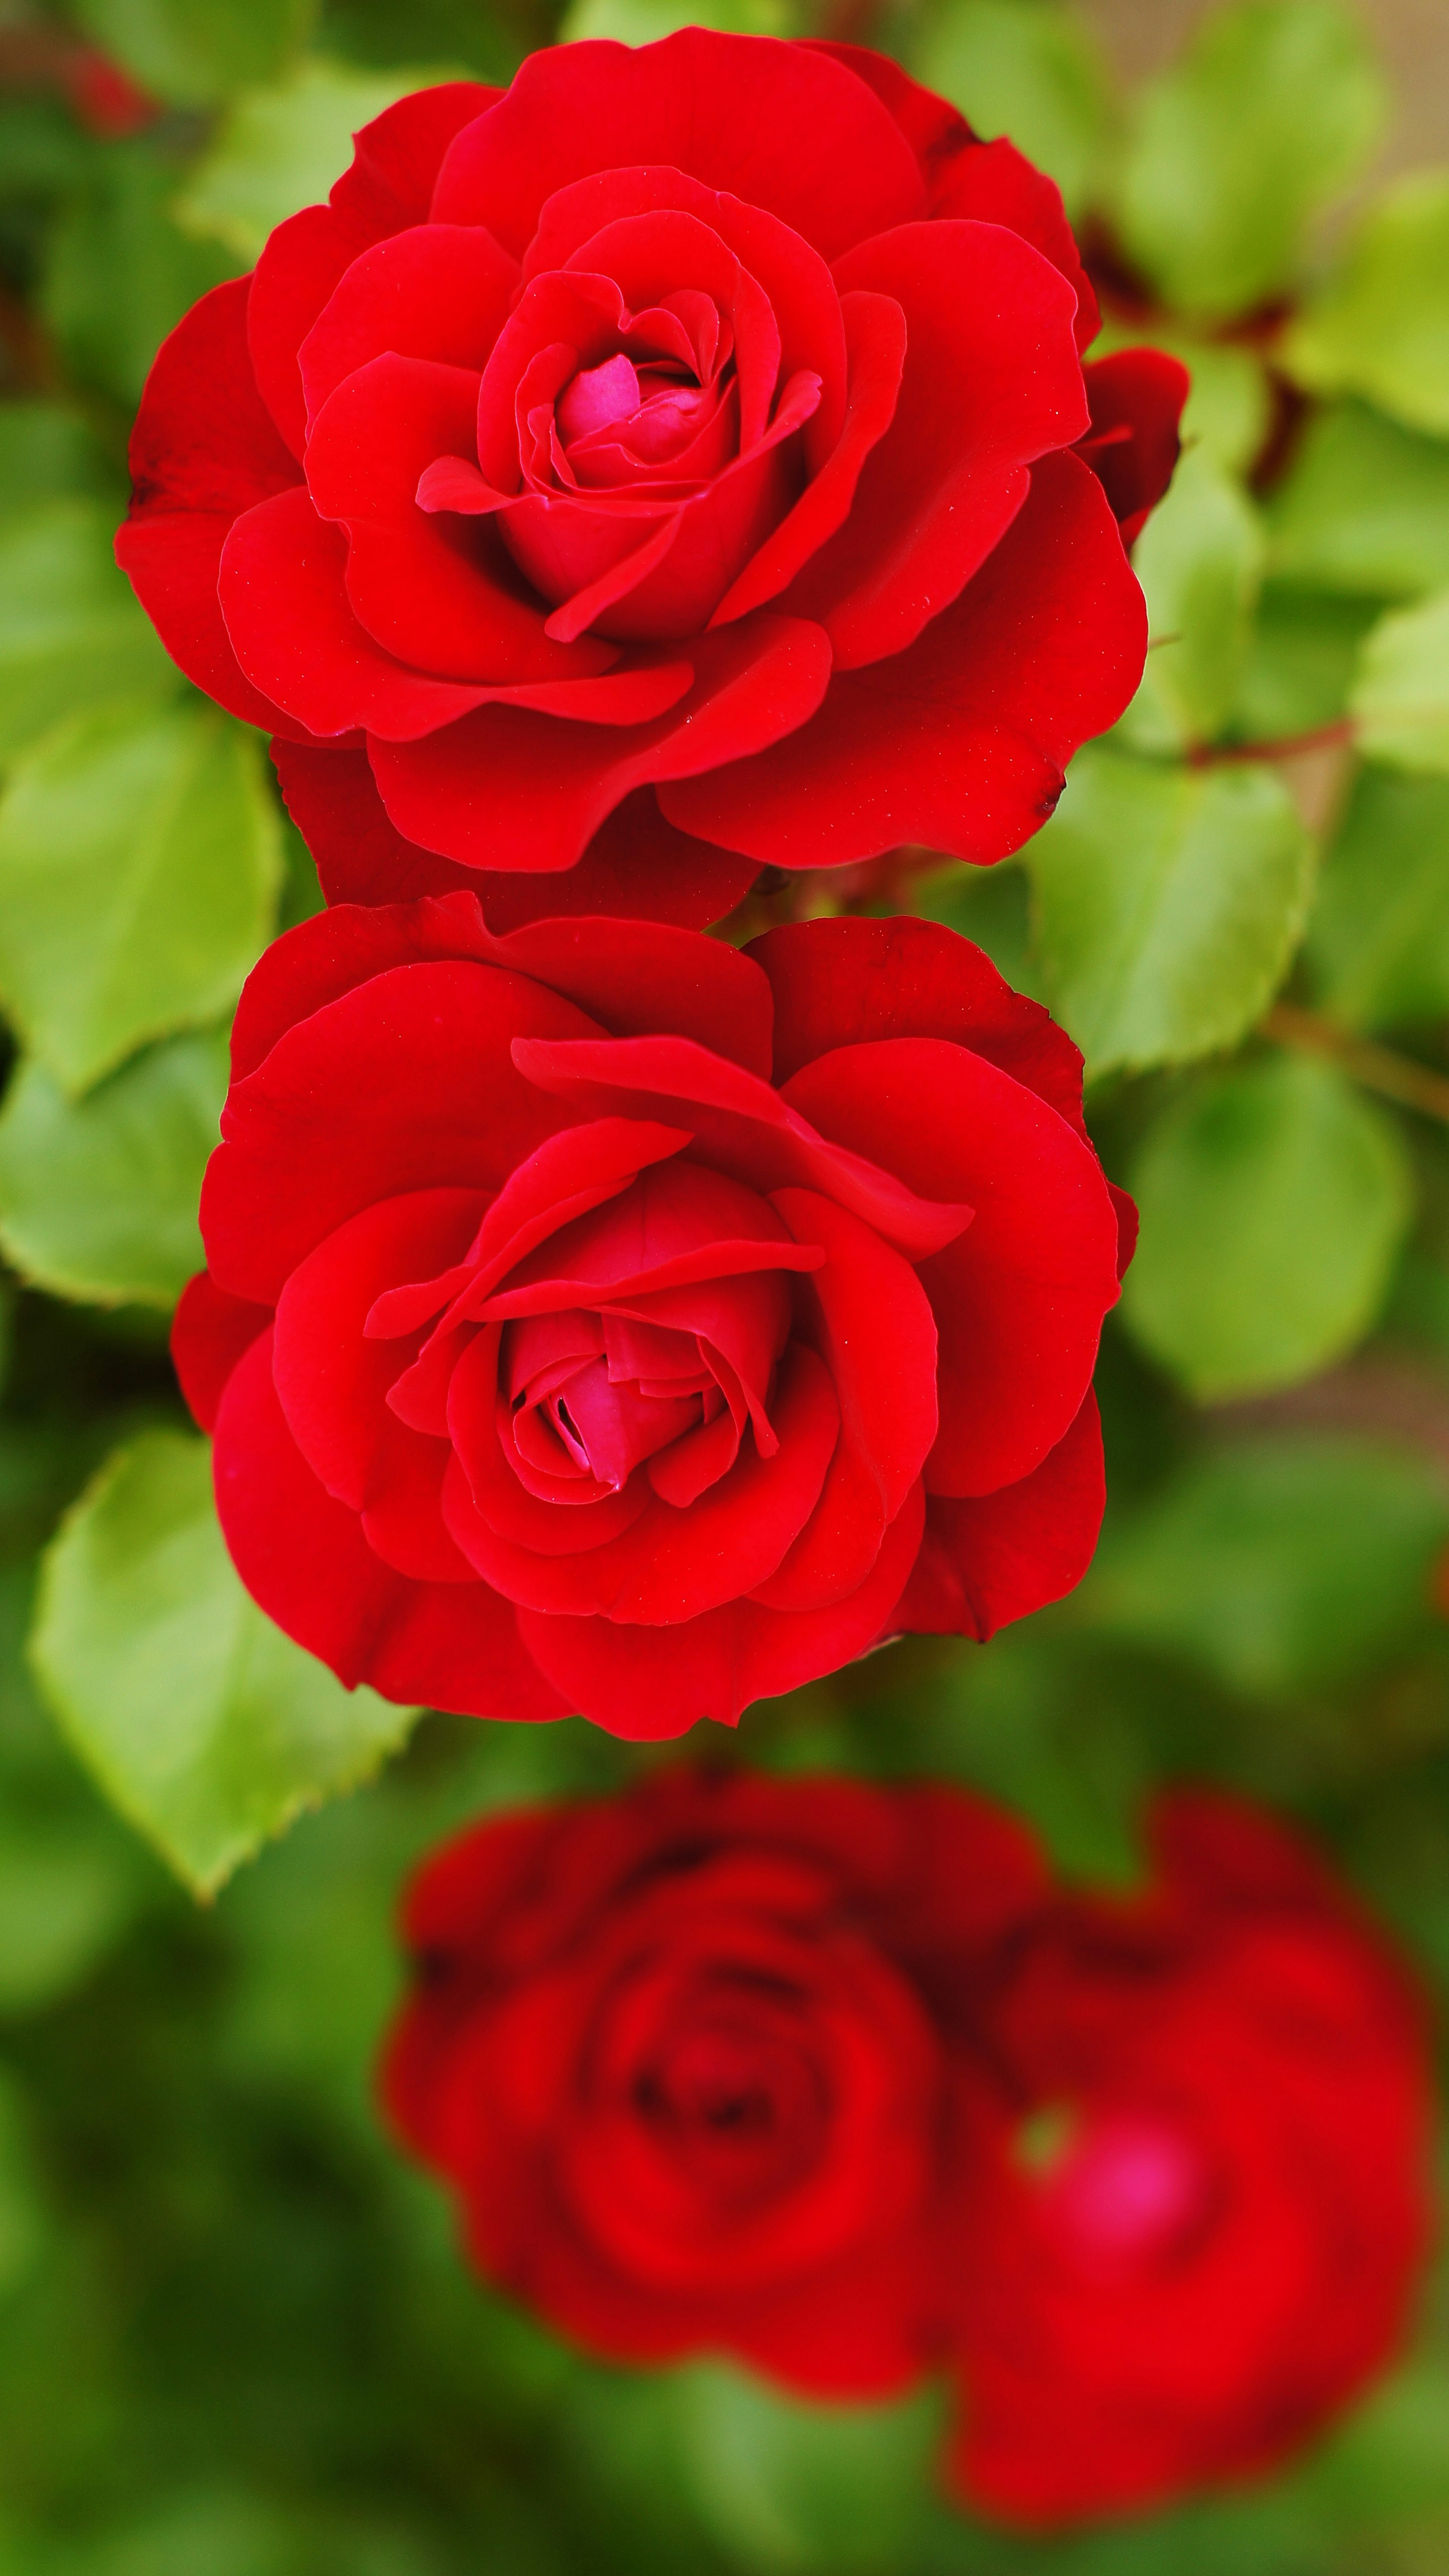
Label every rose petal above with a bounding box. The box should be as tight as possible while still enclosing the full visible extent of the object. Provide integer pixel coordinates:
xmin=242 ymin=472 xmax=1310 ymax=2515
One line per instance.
xmin=891 ymin=1388 xmax=1105 ymax=1642
xmin=213 ymin=1330 xmax=566 ymax=1717
xmin=751 ymin=913 xmax=1091 ymax=1143
xmin=662 ymin=451 xmax=1145 ymax=868
xmin=781 ymin=1035 xmax=1119 ymax=1495
xmin=368 ymin=611 xmax=832 ymax=875
xmin=299 ymin=221 xmax=518 ymax=428
xmin=783 ymin=220 xmax=1088 ymax=668
xmin=516 ymin=1474 xmax=924 ymax=1736
xmin=205 ymin=959 xmax=598 ymax=1300
xmin=431 ymin=32 xmax=925 ymax=263
xmin=171 ymin=1269 xmax=272 ymax=1433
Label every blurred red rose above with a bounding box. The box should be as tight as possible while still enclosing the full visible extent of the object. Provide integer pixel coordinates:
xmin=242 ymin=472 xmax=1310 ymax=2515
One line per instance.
xmin=116 ymin=35 xmax=1184 ymax=930
xmin=170 ymin=906 xmax=1129 ymax=1735
xmin=382 ymin=1767 xmax=1044 ymax=2387
xmin=947 ymin=1792 xmax=1434 ymax=2527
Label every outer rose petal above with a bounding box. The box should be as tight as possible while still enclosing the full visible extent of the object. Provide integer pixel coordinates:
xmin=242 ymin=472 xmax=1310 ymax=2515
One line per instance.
xmin=225 ymin=887 xmax=773 ymax=1084
xmin=221 ymin=486 xmax=508 ymax=740
xmin=248 ymin=83 xmax=501 ymax=456
xmin=749 ymin=914 xmax=1092 ymax=1144
xmin=891 ymin=1389 xmax=1105 ymax=1641
xmin=932 ymin=135 xmax=1100 ymax=351
xmin=171 ymin=1269 xmax=271 ymax=1433
xmin=273 ymin=743 xmax=757 ymax=929
xmin=116 ymin=277 xmax=312 ymax=740
xmin=204 ymin=959 xmax=597 ymax=1300
xmin=430 ymin=33 xmax=926 ymax=263
xmin=803 ymin=41 xmax=972 ymax=180
xmin=1077 ymin=348 xmax=1190 ymax=546
xmin=369 ymin=612 xmax=832 ymax=876
xmin=662 ymin=451 xmax=1146 ymax=869
xmin=214 ymin=1331 xmax=567 ymax=1718
xmin=781 ymin=1035 xmax=1119 ymax=1494
xmin=781 ymin=221 xmax=1088 ymax=668
xmin=516 ymin=1478 xmax=924 ymax=1737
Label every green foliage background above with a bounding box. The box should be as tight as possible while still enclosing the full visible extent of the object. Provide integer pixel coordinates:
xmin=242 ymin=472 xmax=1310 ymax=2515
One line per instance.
xmin=3 ymin=0 xmax=1449 ymax=2567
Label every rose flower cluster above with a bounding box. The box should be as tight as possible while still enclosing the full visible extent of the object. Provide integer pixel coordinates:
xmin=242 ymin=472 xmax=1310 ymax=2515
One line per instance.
xmin=112 ymin=26 xmax=1421 ymax=2530
xmin=384 ymin=1771 xmax=1432 ymax=2527
xmin=128 ymin=30 xmax=1181 ymax=1733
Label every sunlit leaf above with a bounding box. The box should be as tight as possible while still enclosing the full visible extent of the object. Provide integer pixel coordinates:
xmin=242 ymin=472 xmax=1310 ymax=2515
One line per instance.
xmin=0 ymin=1028 xmax=228 ymax=1310
xmin=0 ymin=700 xmax=280 ymax=1098
xmin=1084 ymin=1437 xmax=1449 ymax=1698
xmin=1117 ymin=446 xmax=1264 ymax=753
xmin=1120 ymin=1052 xmax=1413 ymax=1399
xmin=1284 ymin=173 xmax=1449 ymax=437
xmin=1029 ymin=747 xmax=1314 ymax=1077
xmin=1114 ymin=0 xmax=1386 ymax=320
xmin=0 ymin=501 xmax=173 ymax=766
xmin=1266 ymin=401 xmax=1449 ymax=598
xmin=1231 ymin=583 xmax=1381 ymax=740
xmin=30 ymin=1431 xmax=420 ymax=1897
xmin=174 ymin=60 xmax=461 ymax=260
xmin=561 ymin=0 xmax=795 ymax=36
xmin=42 ymin=143 xmax=241 ymax=408
xmin=1307 ymin=766 xmax=1449 ymax=1028
xmin=1351 ymin=587 xmax=1449 ymax=774
xmin=71 ymin=0 xmax=319 ymax=107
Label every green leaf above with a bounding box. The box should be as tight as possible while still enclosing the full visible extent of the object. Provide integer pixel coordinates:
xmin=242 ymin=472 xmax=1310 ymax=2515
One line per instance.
xmin=0 ymin=1815 xmax=141 ymax=2019
xmin=561 ymin=0 xmax=795 ymax=37
xmin=1116 ymin=446 xmax=1264 ymax=752
xmin=71 ymin=0 xmax=320 ymax=107
xmin=1029 ymin=746 xmax=1314 ymax=1078
xmin=1284 ymin=173 xmax=1449 ymax=437
xmin=0 ymin=700 xmax=280 ymax=1098
xmin=30 ymin=1432 xmax=420 ymax=1897
xmin=174 ymin=61 xmax=461 ymax=260
xmin=1114 ymin=0 xmax=1386 ymax=322
xmin=0 ymin=404 xmax=122 ymax=524
xmin=1307 ymin=766 xmax=1449 ymax=1028
xmin=1266 ymin=401 xmax=1449 ymax=598
xmin=0 ymin=1027 xmax=228 ymax=1310
xmin=909 ymin=0 xmax=1109 ymax=223
xmin=0 ymin=2068 xmax=45 ymax=2301
xmin=1083 ymin=1436 xmax=1449 ymax=1698
xmin=1120 ymin=1052 xmax=1414 ymax=1399
xmin=0 ymin=501 xmax=174 ymax=767
xmin=1230 ymin=582 xmax=1381 ymax=740
xmin=1300 ymin=2358 xmax=1449 ymax=2527
xmin=42 ymin=144 xmax=242 ymax=409
xmin=673 ymin=2364 xmax=940 ymax=2575
xmin=1351 ymin=587 xmax=1449 ymax=774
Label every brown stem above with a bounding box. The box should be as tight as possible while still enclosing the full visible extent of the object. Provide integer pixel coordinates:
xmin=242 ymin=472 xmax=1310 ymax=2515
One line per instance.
xmin=1189 ymin=719 xmax=1356 ymax=769
xmin=1263 ymin=1001 xmax=1449 ymax=1126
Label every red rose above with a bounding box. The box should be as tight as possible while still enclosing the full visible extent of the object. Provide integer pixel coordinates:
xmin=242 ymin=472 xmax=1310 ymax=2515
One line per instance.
xmin=381 ymin=1767 xmax=1044 ymax=2388
xmin=947 ymin=1793 xmax=1434 ymax=2528
xmin=170 ymin=906 xmax=1129 ymax=1735
xmin=116 ymin=36 xmax=1184 ymax=930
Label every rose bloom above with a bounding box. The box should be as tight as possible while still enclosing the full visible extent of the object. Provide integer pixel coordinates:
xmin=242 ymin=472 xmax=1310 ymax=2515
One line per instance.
xmin=381 ymin=1767 xmax=1044 ymax=2387
xmin=948 ymin=1793 xmax=1434 ymax=2528
xmin=117 ymin=34 xmax=1185 ymax=929
xmin=170 ymin=905 xmax=1130 ymax=1736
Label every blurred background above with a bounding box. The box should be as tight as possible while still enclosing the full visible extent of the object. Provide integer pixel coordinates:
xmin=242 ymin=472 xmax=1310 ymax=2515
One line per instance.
xmin=5 ymin=0 xmax=1449 ymax=2570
